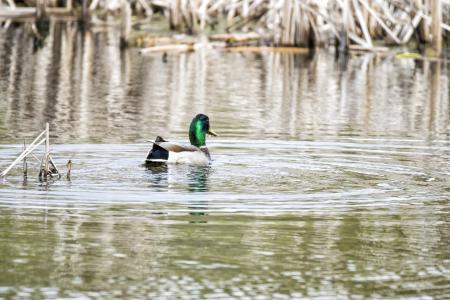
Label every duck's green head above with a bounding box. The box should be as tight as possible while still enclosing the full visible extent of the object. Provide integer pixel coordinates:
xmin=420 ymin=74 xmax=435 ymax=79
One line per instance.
xmin=189 ymin=114 xmax=218 ymax=147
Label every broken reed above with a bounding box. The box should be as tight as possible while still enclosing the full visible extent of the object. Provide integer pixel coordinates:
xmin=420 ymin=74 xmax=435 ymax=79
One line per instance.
xmin=0 ymin=123 xmax=62 ymax=181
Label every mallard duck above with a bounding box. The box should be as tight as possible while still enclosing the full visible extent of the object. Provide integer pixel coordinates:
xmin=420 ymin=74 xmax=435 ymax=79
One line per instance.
xmin=146 ymin=114 xmax=218 ymax=165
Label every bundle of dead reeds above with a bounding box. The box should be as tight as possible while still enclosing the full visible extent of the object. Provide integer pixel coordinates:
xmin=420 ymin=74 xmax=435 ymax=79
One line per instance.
xmin=2 ymin=0 xmax=449 ymax=53
xmin=119 ymin=0 xmax=450 ymax=51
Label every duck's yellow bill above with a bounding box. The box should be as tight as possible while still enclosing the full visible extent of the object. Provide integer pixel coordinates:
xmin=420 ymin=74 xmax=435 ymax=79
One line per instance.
xmin=208 ymin=129 xmax=218 ymax=136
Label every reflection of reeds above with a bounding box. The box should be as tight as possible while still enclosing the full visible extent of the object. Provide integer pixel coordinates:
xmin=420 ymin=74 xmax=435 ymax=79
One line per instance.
xmin=0 ymin=22 xmax=449 ymax=142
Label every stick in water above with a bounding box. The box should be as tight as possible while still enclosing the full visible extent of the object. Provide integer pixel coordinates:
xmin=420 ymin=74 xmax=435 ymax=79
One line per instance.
xmin=23 ymin=139 xmax=27 ymax=177
xmin=66 ymin=160 xmax=72 ymax=179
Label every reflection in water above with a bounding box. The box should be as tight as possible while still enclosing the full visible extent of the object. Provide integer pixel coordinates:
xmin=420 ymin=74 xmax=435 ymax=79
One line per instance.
xmin=0 ymin=205 xmax=448 ymax=299
xmin=187 ymin=166 xmax=210 ymax=217
xmin=146 ymin=162 xmax=210 ymax=216
xmin=187 ymin=165 xmax=210 ymax=192
xmin=429 ymin=61 xmax=444 ymax=141
xmin=144 ymin=163 xmax=210 ymax=193
xmin=144 ymin=162 xmax=169 ymax=190
xmin=0 ymin=21 xmax=449 ymax=143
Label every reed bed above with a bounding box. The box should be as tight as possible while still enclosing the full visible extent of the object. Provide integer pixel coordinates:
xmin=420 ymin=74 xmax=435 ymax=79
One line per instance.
xmin=1 ymin=0 xmax=450 ymax=52
xmin=101 ymin=0 xmax=450 ymax=51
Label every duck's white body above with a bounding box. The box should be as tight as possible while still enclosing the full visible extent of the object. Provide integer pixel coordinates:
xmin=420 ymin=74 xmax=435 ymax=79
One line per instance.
xmin=167 ymin=150 xmax=209 ymax=165
xmin=147 ymin=141 xmax=211 ymax=166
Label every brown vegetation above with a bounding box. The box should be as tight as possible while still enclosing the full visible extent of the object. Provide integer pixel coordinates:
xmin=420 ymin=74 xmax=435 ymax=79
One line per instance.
xmin=1 ymin=0 xmax=449 ymax=54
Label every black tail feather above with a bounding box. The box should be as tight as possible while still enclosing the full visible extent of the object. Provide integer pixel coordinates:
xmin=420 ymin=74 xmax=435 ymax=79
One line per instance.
xmin=146 ymin=136 xmax=169 ymax=161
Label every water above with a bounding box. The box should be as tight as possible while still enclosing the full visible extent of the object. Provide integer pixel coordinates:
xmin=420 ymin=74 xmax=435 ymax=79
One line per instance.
xmin=0 ymin=22 xmax=449 ymax=299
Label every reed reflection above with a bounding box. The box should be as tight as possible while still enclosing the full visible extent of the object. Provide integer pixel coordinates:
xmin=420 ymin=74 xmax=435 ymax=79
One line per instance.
xmin=0 ymin=205 xmax=447 ymax=298
xmin=0 ymin=21 xmax=449 ymax=144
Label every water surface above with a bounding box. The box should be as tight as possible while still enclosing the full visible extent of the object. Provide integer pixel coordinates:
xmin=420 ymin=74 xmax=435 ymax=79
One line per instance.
xmin=0 ymin=22 xmax=449 ymax=299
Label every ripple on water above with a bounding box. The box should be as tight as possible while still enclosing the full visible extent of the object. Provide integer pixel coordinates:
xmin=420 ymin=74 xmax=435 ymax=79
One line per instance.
xmin=0 ymin=139 xmax=448 ymax=213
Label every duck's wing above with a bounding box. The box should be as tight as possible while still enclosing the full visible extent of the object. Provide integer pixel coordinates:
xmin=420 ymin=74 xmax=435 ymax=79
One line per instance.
xmin=155 ymin=141 xmax=199 ymax=153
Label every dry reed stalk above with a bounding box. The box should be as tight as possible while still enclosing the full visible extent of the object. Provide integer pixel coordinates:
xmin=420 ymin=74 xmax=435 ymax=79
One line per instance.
xmin=0 ymin=131 xmax=46 ymax=177
xmin=307 ymin=10 xmax=320 ymax=45
xmin=280 ymin=0 xmax=292 ymax=45
xmin=5 ymin=0 xmax=16 ymax=8
xmin=431 ymin=0 xmax=442 ymax=54
xmin=0 ymin=123 xmax=61 ymax=179
xmin=224 ymin=45 xmax=309 ymax=53
xmin=401 ymin=13 xmax=422 ymax=43
xmin=89 ymin=0 xmax=100 ymax=11
xmin=120 ymin=0 xmax=132 ymax=47
xmin=352 ymin=0 xmax=372 ymax=47
xmin=23 ymin=140 xmax=27 ymax=177
xmin=188 ymin=0 xmax=198 ymax=32
xmin=169 ymin=0 xmax=181 ymax=29
xmin=137 ymin=0 xmax=153 ymax=17
xmin=139 ymin=43 xmax=194 ymax=53
xmin=339 ymin=0 xmax=350 ymax=51
xmin=81 ymin=0 xmax=89 ymax=21
xmin=199 ymin=0 xmax=210 ymax=30
xmin=358 ymin=0 xmax=401 ymax=44
xmin=44 ymin=122 xmax=49 ymax=177
xmin=415 ymin=0 xmax=429 ymax=42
